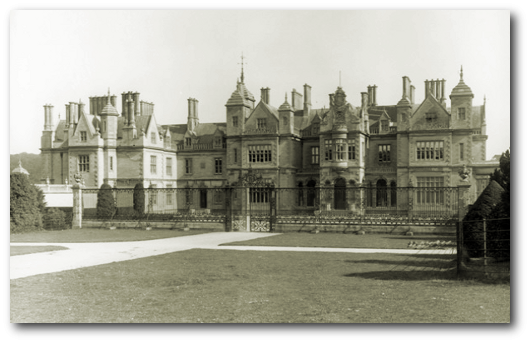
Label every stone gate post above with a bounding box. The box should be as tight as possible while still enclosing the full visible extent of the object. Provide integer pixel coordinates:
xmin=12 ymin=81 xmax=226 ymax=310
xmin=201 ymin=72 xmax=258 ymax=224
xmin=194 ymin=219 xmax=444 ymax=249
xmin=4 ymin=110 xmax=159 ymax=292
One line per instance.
xmin=71 ymin=184 xmax=83 ymax=229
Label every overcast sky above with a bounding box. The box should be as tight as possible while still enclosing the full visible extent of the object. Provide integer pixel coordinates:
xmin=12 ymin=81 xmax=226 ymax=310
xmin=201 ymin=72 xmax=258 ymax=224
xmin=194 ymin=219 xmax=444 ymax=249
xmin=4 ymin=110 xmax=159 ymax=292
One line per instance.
xmin=10 ymin=10 xmax=510 ymax=159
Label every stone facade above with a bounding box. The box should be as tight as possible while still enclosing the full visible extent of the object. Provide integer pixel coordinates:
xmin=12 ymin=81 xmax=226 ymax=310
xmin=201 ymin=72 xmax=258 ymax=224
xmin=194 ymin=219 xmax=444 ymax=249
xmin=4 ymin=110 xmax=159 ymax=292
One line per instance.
xmin=40 ymin=67 xmax=498 ymax=212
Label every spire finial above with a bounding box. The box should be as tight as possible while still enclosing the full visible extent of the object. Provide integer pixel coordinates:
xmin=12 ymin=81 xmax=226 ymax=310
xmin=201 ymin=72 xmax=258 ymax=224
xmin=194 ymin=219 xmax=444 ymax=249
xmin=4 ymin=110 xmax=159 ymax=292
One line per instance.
xmin=285 ymin=92 xmax=288 ymax=102
xmin=339 ymin=70 xmax=341 ymax=87
xmin=460 ymin=65 xmax=464 ymax=81
xmin=107 ymin=87 xmax=111 ymax=104
xmin=238 ymin=52 xmax=247 ymax=83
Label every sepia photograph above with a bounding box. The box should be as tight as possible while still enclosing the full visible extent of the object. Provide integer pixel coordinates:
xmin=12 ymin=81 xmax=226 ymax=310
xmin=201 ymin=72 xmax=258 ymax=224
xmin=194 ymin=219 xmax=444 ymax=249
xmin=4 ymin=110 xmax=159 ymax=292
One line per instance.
xmin=7 ymin=3 xmax=517 ymax=335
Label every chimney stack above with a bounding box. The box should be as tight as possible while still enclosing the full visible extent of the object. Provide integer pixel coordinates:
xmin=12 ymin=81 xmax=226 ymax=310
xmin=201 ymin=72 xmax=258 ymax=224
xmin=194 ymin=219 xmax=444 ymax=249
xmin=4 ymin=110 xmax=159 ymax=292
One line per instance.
xmin=372 ymin=85 xmax=378 ymax=106
xmin=133 ymin=92 xmax=140 ymax=116
xmin=291 ymin=89 xmax=303 ymax=110
xmin=441 ymin=79 xmax=446 ymax=104
xmin=367 ymin=86 xmax=373 ymax=106
xmin=127 ymin=94 xmax=135 ymax=126
xmin=43 ymin=104 xmax=54 ymax=130
xmin=78 ymin=101 xmax=85 ymax=120
xmin=260 ymin=87 xmax=270 ymax=105
xmin=303 ymin=84 xmax=312 ymax=117
xmin=402 ymin=76 xmax=411 ymax=101
xmin=65 ymin=104 xmax=70 ymax=127
xmin=187 ymin=98 xmax=199 ymax=132
xmin=410 ymin=85 xmax=415 ymax=104
xmin=69 ymin=102 xmax=78 ymax=125
xmin=361 ymin=92 xmax=368 ymax=112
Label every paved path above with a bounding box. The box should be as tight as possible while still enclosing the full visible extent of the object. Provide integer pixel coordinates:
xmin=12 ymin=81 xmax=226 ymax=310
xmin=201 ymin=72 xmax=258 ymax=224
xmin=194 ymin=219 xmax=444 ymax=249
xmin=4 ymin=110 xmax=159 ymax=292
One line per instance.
xmin=10 ymin=232 xmax=454 ymax=280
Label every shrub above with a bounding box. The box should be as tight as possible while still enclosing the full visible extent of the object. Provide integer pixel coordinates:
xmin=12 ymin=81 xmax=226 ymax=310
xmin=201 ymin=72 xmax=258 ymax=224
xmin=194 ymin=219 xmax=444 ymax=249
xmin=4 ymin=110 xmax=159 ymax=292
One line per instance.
xmin=10 ymin=173 xmax=45 ymax=233
xmin=133 ymin=182 xmax=146 ymax=218
xmin=462 ymin=180 xmax=504 ymax=258
xmin=43 ymin=208 xmax=69 ymax=231
xmin=96 ymin=184 xmax=116 ymax=219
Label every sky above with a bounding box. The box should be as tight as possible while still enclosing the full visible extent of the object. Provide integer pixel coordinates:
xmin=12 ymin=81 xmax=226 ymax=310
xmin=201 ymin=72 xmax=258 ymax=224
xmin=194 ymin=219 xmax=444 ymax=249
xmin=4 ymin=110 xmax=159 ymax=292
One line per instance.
xmin=9 ymin=10 xmax=510 ymax=159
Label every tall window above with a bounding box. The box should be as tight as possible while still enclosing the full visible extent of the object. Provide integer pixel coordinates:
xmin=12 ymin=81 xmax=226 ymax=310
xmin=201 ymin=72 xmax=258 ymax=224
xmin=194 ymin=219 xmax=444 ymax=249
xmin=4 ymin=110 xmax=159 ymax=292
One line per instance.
xmin=185 ymin=138 xmax=192 ymax=146
xmin=166 ymin=157 xmax=172 ymax=176
xmin=417 ymin=177 xmax=444 ymax=204
xmin=151 ymin=132 xmax=156 ymax=144
xmin=110 ymin=156 xmax=113 ymax=171
xmin=335 ymin=139 xmax=346 ymax=161
xmin=150 ymin=156 xmax=157 ymax=174
xmin=460 ymin=143 xmax=464 ymax=160
xmin=378 ymin=144 xmax=391 ymax=162
xmin=79 ymin=155 xmax=89 ymax=172
xmin=416 ymin=141 xmax=444 ymax=160
xmin=185 ymin=158 xmax=192 ymax=174
xmin=234 ymin=148 xmax=238 ymax=163
xmin=257 ymin=118 xmax=267 ymax=129
xmin=232 ymin=116 xmax=239 ymax=127
xmin=311 ymin=146 xmax=320 ymax=164
xmin=80 ymin=131 xmax=87 ymax=142
xmin=348 ymin=139 xmax=355 ymax=160
xmin=248 ymin=145 xmax=272 ymax=163
xmin=458 ymin=108 xmax=466 ymax=120
xmin=214 ymin=158 xmax=223 ymax=174
xmin=283 ymin=116 xmax=288 ymax=126
xmin=324 ymin=140 xmax=333 ymax=161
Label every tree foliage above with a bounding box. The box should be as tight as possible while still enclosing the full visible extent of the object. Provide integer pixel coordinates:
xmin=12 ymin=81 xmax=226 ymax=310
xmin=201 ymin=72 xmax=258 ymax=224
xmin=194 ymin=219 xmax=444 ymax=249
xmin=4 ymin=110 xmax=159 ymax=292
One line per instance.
xmin=10 ymin=173 xmax=46 ymax=233
xmin=133 ymin=182 xmax=146 ymax=217
xmin=96 ymin=184 xmax=116 ymax=219
xmin=10 ymin=153 xmax=44 ymax=184
xmin=489 ymin=149 xmax=510 ymax=191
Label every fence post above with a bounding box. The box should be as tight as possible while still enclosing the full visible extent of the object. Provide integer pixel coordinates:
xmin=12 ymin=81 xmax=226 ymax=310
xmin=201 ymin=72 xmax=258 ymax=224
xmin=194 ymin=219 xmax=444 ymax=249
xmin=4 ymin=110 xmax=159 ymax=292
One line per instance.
xmin=71 ymin=184 xmax=83 ymax=229
xmin=483 ymin=218 xmax=488 ymax=268
xmin=456 ymin=221 xmax=462 ymax=277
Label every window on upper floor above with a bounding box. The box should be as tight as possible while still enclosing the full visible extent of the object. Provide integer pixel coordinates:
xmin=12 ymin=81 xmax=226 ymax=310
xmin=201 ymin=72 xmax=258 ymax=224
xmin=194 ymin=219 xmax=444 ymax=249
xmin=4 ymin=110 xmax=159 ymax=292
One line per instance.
xmin=283 ymin=116 xmax=288 ymax=126
xmin=80 ymin=131 xmax=87 ymax=142
xmin=234 ymin=148 xmax=238 ymax=163
xmin=79 ymin=155 xmax=90 ymax=172
xmin=257 ymin=118 xmax=267 ymax=129
xmin=232 ymin=116 xmax=239 ymax=127
xmin=324 ymin=140 xmax=333 ymax=161
xmin=460 ymin=143 xmax=465 ymax=160
xmin=214 ymin=158 xmax=223 ymax=174
xmin=335 ymin=139 xmax=346 ymax=161
xmin=311 ymin=146 xmax=320 ymax=164
xmin=150 ymin=156 xmax=157 ymax=174
xmin=381 ymin=120 xmax=389 ymax=131
xmin=458 ymin=108 xmax=466 ymax=120
xmin=110 ymin=156 xmax=113 ymax=171
xmin=312 ymin=124 xmax=319 ymax=136
xmin=185 ymin=137 xmax=192 ymax=146
xmin=378 ymin=144 xmax=391 ymax=162
xmin=185 ymin=158 xmax=193 ymax=174
xmin=348 ymin=139 xmax=355 ymax=160
xmin=416 ymin=141 xmax=444 ymax=161
xmin=151 ymin=132 xmax=156 ymax=144
xmin=166 ymin=157 xmax=172 ymax=176
xmin=248 ymin=145 xmax=272 ymax=163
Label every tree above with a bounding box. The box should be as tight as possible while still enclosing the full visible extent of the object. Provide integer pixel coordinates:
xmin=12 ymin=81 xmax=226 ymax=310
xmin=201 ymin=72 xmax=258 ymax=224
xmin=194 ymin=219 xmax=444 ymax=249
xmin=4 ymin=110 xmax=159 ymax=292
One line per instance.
xmin=10 ymin=173 xmax=46 ymax=233
xmin=489 ymin=148 xmax=510 ymax=190
xmin=96 ymin=184 xmax=117 ymax=219
xmin=487 ymin=148 xmax=510 ymax=260
xmin=462 ymin=180 xmax=504 ymax=258
xmin=133 ymin=182 xmax=146 ymax=218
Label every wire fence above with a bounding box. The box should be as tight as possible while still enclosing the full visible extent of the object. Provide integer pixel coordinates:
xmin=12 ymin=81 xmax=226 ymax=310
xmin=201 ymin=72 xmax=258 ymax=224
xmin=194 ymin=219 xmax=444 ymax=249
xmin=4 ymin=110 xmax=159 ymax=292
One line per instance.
xmin=457 ymin=217 xmax=510 ymax=279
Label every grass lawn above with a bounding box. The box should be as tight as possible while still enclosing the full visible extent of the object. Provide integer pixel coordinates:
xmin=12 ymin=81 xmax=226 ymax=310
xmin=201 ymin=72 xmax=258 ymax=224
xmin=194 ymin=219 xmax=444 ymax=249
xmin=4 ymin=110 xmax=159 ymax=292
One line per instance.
xmin=10 ymin=245 xmax=69 ymax=256
xmin=10 ymin=249 xmax=509 ymax=323
xmin=222 ymin=232 xmax=456 ymax=250
xmin=10 ymin=228 xmax=212 ymax=243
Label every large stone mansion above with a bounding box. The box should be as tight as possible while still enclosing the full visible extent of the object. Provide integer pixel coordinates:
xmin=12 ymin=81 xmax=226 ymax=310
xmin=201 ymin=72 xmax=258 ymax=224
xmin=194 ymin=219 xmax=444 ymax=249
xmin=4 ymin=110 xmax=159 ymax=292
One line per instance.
xmin=40 ymin=66 xmax=498 ymax=210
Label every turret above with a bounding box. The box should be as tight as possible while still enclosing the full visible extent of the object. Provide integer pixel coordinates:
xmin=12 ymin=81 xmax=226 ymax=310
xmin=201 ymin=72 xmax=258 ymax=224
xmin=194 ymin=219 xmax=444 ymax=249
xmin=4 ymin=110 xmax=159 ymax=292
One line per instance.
xmin=450 ymin=66 xmax=474 ymax=128
xmin=279 ymin=93 xmax=294 ymax=135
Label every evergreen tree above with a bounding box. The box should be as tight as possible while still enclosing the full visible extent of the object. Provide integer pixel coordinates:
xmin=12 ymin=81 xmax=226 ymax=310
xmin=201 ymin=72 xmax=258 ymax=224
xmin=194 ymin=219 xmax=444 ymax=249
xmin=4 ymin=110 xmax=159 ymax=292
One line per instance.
xmin=10 ymin=173 xmax=45 ymax=233
xmin=96 ymin=184 xmax=117 ymax=219
xmin=133 ymin=182 xmax=146 ymax=218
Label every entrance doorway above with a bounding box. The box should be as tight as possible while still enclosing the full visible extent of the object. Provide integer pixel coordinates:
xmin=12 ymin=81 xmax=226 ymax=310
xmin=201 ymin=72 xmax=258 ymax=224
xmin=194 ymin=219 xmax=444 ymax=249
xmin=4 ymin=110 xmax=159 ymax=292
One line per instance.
xmin=200 ymin=189 xmax=208 ymax=209
xmin=334 ymin=178 xmax=346 ymax=210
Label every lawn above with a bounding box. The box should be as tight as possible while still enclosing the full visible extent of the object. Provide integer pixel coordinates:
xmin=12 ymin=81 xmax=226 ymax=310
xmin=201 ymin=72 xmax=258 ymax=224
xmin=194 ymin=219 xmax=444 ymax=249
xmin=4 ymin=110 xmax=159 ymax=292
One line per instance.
xmin=10 ymin=249 xmax=510 ymax=323
xmin=10 ymin=228 xmax=212 ymax=243
xmin=10 ymin=245 xmax=69 ymax=256
xmin=222 ymin=232 xmax=456 ymax=250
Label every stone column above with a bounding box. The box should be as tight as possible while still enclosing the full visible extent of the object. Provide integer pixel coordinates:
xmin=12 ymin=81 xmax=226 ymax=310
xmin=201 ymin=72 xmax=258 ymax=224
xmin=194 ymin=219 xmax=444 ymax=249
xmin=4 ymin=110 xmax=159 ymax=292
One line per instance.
xmin=457 ymin=183 xmax=471 ymax=221
xmin=71 ymin=184 xmax=83 ymax=229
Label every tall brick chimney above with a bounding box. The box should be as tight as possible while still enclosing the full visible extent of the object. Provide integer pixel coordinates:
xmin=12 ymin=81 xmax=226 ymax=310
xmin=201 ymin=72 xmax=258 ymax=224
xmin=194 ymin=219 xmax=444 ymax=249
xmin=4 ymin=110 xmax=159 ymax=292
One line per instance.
xmin=260 ymin=87 xmax=270 ymax=105
xmin=303 ymin=84 xmax=312 ymax=117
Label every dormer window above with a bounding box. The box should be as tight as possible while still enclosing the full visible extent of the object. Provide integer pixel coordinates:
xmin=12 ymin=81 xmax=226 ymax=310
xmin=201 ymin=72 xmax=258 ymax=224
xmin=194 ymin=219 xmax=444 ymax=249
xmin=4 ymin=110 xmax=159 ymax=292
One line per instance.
xmin=151 ymin=132 xmax=156 ymax=144
xmin=425 ymin=112 xmax=437 ymax=122
xmin=312 ymin=124 xmax=319 ymax=136
xmin=381 ymin=120 xmax=389 ymax=131
xmin=185 ymin=138 xmax=192 ymax=146
xmin=214 ymin=136 xmax=222 ymax=147
xmin=80 ymin=131 xmax=87 ymax=142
